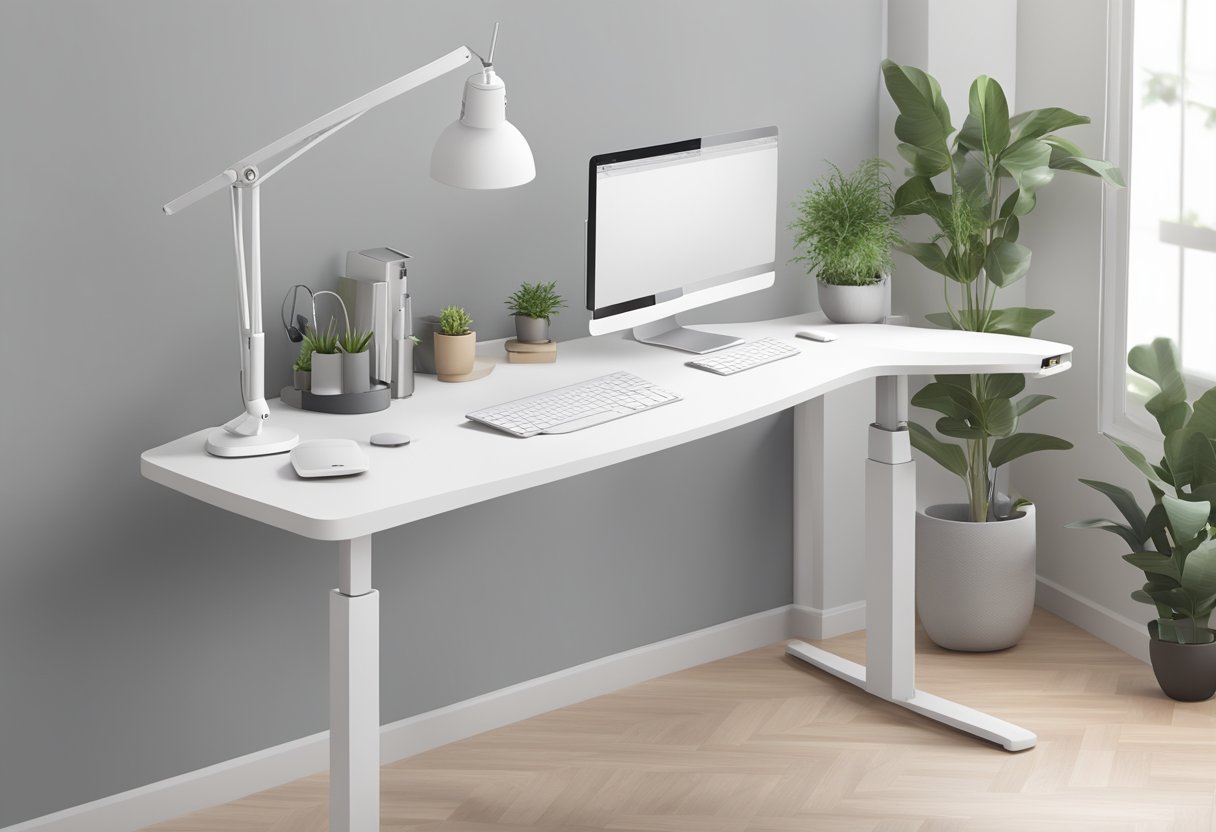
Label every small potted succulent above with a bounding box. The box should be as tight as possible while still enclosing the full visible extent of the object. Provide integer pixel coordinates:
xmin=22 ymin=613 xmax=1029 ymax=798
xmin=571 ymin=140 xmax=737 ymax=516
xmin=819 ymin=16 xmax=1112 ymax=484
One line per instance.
xmin=790 ymin=158 xmax=900 ymax=323
xmin=505 ymin=280 xmax=565 ymax=343
xmin=338 ymin=327 xmax=374 ymax=394
xmin=1070 ymin=339 xmax=1216 ymax=701
xmin=309 ymin=320 xmax=342 ymax=395
xmin=292 ymin=332 xmax=315 ymax=391
xmin=434 ymin=305 xmax=475 ymax=380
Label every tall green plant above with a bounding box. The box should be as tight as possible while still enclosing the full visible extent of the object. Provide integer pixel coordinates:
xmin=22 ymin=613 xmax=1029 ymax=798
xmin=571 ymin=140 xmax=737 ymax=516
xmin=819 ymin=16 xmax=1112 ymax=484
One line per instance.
xmin=882 ymin=60 xmax=1125 ymax=521
xmin=1070 ymin=339 xmax=1216 ymax=645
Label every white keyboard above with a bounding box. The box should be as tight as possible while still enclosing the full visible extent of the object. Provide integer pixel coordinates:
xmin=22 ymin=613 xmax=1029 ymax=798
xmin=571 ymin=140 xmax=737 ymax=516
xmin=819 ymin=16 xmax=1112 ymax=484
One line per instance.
xmin=685 ymin=337 xmax=799 ymax=375
xmin=466 ymin=371 xmax=681 ymax=437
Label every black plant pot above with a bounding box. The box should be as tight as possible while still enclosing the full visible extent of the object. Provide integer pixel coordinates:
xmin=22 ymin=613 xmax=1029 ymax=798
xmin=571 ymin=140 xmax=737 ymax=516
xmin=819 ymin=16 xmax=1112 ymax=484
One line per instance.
xmin=1148 ymin=621 xmax=1216 ymax=701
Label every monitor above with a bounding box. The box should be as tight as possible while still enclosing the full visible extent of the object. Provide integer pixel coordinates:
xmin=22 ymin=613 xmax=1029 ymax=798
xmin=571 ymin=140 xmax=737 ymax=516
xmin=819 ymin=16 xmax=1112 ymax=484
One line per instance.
xmin=586 ymin=125 xmax=778 ymax=353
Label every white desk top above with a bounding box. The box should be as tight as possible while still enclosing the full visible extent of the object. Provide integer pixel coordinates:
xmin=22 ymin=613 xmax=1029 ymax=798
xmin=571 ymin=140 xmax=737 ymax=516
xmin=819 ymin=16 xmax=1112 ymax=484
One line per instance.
xmin=141 ymin=315 xmax=1070 ymax=541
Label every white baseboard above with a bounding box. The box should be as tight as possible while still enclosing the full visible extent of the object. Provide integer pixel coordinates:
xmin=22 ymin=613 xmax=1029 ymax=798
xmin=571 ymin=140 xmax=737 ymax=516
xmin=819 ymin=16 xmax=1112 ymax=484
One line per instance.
xmin=4 ymin=606 xmax=792 ymax=832
xmin=1035 ymin=575 xmax=1149 ymax=664
xmin=787 ymin=601 xmax=866 ymax=640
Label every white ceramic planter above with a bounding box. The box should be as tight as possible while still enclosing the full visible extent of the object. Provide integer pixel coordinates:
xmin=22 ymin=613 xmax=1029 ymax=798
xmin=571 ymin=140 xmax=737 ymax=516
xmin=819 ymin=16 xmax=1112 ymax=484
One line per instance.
xmin=817 ymin=276 xmax=888 ymax=324
xmin=311 ymin=352 xmax=342 ymax=395
xmin=915 ymin=503 xmax=1036 ymax=652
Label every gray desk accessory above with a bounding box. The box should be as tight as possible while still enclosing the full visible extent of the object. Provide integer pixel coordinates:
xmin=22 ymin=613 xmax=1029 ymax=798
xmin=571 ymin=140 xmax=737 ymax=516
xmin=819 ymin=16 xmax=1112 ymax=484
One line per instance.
xmin=370 ymin=433 xmax=411 ymax=447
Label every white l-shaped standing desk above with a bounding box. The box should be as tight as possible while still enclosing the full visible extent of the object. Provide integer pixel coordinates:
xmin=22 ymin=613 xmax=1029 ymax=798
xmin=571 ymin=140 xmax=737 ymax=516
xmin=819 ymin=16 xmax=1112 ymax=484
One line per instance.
xmin=141 ymin=314 xmax=1071 ymax=832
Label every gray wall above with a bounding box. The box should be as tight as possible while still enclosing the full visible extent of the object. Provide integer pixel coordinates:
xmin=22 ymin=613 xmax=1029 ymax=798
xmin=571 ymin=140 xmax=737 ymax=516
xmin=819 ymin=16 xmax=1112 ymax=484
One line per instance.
xmin=1012 ymin=1 xmax=1153 ymax=640
xmin=0 ymin=1 xmax=882 ymax=825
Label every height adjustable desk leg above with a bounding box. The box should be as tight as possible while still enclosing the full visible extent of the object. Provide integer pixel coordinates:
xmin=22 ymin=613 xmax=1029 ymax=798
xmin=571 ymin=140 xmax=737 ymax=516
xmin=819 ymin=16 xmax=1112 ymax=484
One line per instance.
xmin=331 ymin=535 xmax=379 ymax=832
xmin=786 ymin=376 xmax=1036 ymax=752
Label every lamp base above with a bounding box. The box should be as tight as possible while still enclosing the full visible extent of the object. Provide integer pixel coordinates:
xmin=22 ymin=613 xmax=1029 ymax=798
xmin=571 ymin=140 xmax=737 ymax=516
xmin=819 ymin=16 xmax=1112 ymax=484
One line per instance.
xmin=205 ymin=425 xmax=299 ymax=458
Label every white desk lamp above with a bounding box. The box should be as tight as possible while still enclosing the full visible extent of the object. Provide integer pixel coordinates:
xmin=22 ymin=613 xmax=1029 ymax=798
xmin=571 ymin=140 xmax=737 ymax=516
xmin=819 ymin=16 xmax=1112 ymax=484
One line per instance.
xmin=164 ymin=25 xmax=534 ymax=458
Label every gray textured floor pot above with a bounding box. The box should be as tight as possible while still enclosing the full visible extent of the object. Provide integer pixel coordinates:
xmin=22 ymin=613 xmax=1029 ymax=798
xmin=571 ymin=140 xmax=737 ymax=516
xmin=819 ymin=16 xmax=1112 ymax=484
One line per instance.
xmin=817 ymin=277 xmax=887 ymax=324
xmin=916 ymin=503 xmax=1036 ymax=651
xmin=1148 ymin=621 xmax=1216 ymax=701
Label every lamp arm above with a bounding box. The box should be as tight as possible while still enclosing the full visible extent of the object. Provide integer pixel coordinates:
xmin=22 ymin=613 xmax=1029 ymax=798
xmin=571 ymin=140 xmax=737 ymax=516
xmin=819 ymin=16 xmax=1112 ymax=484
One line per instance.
xmin=162 ymin=45 xmax=472 ymax=215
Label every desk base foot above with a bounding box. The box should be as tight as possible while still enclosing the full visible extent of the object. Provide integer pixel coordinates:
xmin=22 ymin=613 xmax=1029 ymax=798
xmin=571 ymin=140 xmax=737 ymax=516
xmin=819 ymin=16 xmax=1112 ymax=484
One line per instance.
xmin=785 ymin=640 xmax=1036 ymax=752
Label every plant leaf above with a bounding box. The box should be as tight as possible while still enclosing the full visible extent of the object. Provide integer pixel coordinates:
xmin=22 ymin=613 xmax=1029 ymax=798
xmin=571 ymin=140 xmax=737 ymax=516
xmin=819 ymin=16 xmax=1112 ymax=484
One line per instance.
xmin=897 ymin=142 xmax=952 ymax=177
xmin=1163 ymin=494 xmax=1210 ymax=546
xmin=998 ymin=140 xmax=1055 ymax=216
xmin=984 ymin=237 xmax=1032 ymax=288
xmin=1067 ymin=518 xmax=1145 ymax=551
xmin=911 ymin=382 xmax=973 ymax=419
xmin=1008 ymin=107 xmax=1090 ymax=145
xmin=900 ymin=242 xmax=953 ymax=278
xmin=909 ymin=421 xmax=969 ymax=479
xmin=984 ymin=373 xmax=1026 ymax=400
xmin=925 ymin=311 xmax=961 ymax=330
xmin=982 ymin=307 xmax=1055 ymax=337
xmin=989 ymin=432 xmax=1073 ymax=469
xmin=936 ymin=416 xmax=987 ymax=440
xmin=1078 ymin=479 xmax=1149 ymax=542
xmin=1183 ymin=540 xmax=1216 ymax=605
xmin=881 ymin=60 xmax=954 ymax=174
xmin=1124 ymin=551 xmax=1182 ymax=583
xmin=892 ymin=175 xmax=949 ymax=219
xmin=1128 ymin=338 xmax=1189 ymax=434
xmin=1188 ymin=387 xmax=1216 ymax=439
xmin=1106 ymin=434 xmax=1171 ymax=491
xmin=1016 ymin=393 xmax=1055 ymax=416
xmin=959 ymin=75 xmax=1011 ymax=157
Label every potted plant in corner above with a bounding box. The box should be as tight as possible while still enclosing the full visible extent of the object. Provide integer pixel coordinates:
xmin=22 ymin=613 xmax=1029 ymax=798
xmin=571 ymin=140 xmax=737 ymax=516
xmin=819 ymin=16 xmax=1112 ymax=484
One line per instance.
xmin=505 ymin=280 xmax=565 ymax=343
xmin=339 ymin=327 xmax=374 ymax=394
xmin=790 ymin=158 xmax=900 ymax=323
xmin=881 ymin=60 xmax=1125 ymax=651
xmin=1070 ymin=339 xmax=1216 ymax=701
xmin=434 ymin=305 xmax=475 ymax=381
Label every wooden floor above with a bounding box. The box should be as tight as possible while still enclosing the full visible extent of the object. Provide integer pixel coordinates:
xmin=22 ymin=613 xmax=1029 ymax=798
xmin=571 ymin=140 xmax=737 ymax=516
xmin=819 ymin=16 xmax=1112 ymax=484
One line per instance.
xmin=144 ymin=609 xmax=1216 ymax=832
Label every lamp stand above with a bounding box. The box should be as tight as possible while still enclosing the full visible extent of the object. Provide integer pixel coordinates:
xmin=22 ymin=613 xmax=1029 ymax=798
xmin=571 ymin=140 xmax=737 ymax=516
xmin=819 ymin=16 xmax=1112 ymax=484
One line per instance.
xmin=204 ymin=179 xmax=299 ymax=458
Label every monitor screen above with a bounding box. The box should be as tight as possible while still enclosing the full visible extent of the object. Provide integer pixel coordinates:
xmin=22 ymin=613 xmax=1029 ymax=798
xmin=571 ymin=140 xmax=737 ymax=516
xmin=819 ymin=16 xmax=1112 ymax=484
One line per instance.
xmin=587 ymin=127 xmax=778 ymax=321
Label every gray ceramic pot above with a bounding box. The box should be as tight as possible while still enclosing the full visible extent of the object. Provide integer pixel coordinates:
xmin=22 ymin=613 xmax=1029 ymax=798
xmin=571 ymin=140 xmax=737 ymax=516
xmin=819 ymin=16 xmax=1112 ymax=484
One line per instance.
xmin=341 ymin=350 xmax=371 ymax=394
xmin=915 ymin=503 xmax=1036 ymax=652
xmin=817 ymin=276 xmax=888 ymax=324
xmin=293 ymin=369 xmax=311 ymax=392
xmin=1148 ymin=621 xmax=1216 ymax=701
xmin=515 ymin=315 xmax=550 ymax=343
xmin=311 ymin=353 xmax=342 ymax=395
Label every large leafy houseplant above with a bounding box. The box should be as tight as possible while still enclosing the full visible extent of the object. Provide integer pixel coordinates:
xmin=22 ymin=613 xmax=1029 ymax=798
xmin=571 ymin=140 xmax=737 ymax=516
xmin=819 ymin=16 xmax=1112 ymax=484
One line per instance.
xmin=1070 ymin=339 xmax=1216 ymax=646
xmin=881 ymin=60 xmax=1125 ymax=522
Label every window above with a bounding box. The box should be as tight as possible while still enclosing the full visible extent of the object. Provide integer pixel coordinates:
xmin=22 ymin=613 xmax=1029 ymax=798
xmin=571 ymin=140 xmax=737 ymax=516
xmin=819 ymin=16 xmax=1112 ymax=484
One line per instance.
xmin=1102 ymin=0 xmax=1216 ymax=440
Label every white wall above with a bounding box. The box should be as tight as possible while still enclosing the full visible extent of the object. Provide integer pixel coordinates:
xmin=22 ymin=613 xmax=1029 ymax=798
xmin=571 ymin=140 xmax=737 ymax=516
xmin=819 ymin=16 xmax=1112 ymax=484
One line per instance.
xmin=1014 ymin=0 xmax=1152 ymax=659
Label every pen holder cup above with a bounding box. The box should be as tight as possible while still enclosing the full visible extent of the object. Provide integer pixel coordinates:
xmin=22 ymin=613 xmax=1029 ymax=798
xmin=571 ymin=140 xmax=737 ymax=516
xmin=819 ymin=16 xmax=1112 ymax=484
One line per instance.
xmin=312 ymin=353 xmax=342 ymax=395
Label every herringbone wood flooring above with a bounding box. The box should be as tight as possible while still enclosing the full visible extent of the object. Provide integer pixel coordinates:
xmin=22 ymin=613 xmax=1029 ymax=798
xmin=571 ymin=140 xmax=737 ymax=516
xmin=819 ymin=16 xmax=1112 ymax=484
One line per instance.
xmin=144 ymin=609 xmax=1216 ymax=831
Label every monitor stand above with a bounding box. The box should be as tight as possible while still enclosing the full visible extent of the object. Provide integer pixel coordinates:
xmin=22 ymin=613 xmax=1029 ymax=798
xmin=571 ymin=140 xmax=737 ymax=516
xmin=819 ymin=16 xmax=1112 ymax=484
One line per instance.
xmin=631 ymin=316 xmax=743 ymax=354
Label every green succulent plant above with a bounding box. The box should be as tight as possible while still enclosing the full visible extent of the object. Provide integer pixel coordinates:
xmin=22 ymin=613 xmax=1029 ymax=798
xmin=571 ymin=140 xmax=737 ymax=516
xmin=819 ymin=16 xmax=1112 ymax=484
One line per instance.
xmin=292 ymin=332 xmax=316 ymax=372
xmin=439 ymin=305 xmax=473 ymax=336
xmin=339 ymin=327 xmax=374 ymax=354
xmin=308 ymin=319 xmax=340 ymax=355
xmin=790 ymin=158 xmax=900 ymax=287
xmin=505 ymin=281 xmax=566 ymax=320
xmin=1070 ymin=339 xmax=1216 ymax=645
xmin=882 ymin=59 xmax=1125 ymax=522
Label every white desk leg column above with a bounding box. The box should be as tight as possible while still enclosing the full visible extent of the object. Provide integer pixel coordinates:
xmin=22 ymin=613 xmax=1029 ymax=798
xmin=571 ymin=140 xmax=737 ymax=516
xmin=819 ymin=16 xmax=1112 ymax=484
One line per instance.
xmin=331 ymin=535 xmax=379 ymax=832
xmin=786 ymin=376 xmax=1036 ymax=752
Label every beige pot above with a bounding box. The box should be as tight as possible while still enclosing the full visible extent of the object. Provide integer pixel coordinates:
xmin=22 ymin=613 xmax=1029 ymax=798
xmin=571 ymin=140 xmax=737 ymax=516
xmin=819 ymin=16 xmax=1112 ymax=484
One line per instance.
xmin=434 ymin=331 xmax=476 ymax=379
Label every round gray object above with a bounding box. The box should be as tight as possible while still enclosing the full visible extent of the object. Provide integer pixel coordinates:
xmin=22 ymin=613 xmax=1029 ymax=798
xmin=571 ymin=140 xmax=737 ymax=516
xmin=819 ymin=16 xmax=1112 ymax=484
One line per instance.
xmin=370 ymin=432 xmax=411 ymax=447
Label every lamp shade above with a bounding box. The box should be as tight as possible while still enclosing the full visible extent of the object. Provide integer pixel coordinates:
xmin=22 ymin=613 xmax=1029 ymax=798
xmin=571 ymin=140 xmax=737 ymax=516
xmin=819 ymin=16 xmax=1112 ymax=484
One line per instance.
xmin=431 ymin=70 xmax=535 ymax=190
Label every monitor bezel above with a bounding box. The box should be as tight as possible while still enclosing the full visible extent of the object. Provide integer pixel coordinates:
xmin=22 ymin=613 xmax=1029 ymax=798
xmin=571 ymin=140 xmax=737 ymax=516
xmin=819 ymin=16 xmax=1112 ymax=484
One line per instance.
xmin=585 ymin=126 xmax=778 ymax=322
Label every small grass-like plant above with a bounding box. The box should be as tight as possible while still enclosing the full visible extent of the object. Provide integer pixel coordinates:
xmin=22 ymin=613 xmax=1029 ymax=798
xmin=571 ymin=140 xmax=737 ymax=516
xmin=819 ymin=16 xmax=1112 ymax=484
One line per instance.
xmin=790 ymin=158 xmax=899 ymax=286
xmin=292 ymin=332 xmax=316 ymax=372
xmin=339 ymin=327 xmax=374 ymax=354
xmin=439 ymin=305 xmax=473 ymax=336
xmin=506 ymin=281 xmax=566 ymax=320
xmin=309 ymin=320 xmax=340 ymax=354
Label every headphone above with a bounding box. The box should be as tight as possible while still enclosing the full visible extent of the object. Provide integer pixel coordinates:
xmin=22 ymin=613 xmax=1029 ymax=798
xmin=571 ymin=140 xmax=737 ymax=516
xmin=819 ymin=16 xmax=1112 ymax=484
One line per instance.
xmin=281 ymin=284 xmax=316 ymax=343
